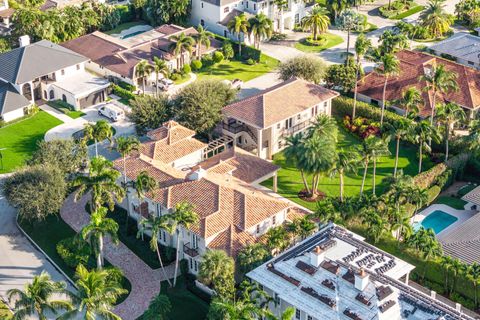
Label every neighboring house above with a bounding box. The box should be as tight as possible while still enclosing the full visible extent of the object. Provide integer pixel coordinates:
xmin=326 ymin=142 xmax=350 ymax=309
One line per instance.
xmin=113 ymin=121 xmax=301 ymax=275
xmin=0 ymin=38 xmax=109 ymax=122
xmin=247 ymin=223 xmax=475 ymax=320
xmin=356 ymin=50 xmax=480 ymax=119
xmin=429 ymin=33 xmax=480 ymax=70
xmin=0 ymin=0 xmax=12 ymax=35
xmin=190 ymin=0 xmax=314 ymax=40
xmin=62 ymin=24 xmax=221 ymax=87
xmin=221 ymin=78 xmax=339 ymax=159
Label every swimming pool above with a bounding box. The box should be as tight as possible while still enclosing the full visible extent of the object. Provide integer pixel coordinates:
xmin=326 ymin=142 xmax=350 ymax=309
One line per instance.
xmin=414 ymin=210 xmax=458 ymax=234
xmin=121 ymin=30 xmax=148 ymax=39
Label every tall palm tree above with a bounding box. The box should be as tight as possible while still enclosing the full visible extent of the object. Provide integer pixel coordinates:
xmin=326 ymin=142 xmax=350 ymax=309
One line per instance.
xmin=352 ymin=34 xmax=372 ymax=120
xmin=7 ymin=272 xmax=73 ymax=320
xmin=337 ymin=9 xmax=361 ymax=54
xmin=398 ymin=87 xmax=423 ymax=118
xmin=330 ymin=149 xmax=358 ymax=202
xmin=467 ymin=120 xmax=480 ymax=152
xmin=237 ymin=243 xmax=270 ymax=273
xmin=83 ymin=120 xmax=113 ymax=157
xmin=138 ymin=215 xmax=174 ymax=287
xmin=265 ymin=226 xmax=289 ymax=253
xmin=362 ymin=209 xmax=387 ymax=243
xmin=408 ymin=227 xmax=442 ymax=279
xmin=301 ymin=6 xmax=330 ymax=41
xmin=248 ymin=13 xmax=273 ymax=49
xmin=449 ymin=258 xmax=463 ymax=295
xmin=378 ymin=29 xmax=409 ymax=55
xmin=172 ymin=202 xmax=198 ymax=287
xmin=370 ymin=137 xmax=390 ymax=195
xmin=227 ymin=13 xmax=249 ymax=58
xmin=135 ymin=60 xmax=153 ymax=94
xmin=419 ymin=63 xmax=458 ymax=125
xmin=308 ymin=114 xmax=338 ymax=142
xmin=386 ymin=118 xmax=413 ymax=177
xmin=198 ymin=249 xmax=235 ymax=290
xmin=153 ymin=57 xmax=170 ymax=97
xmin=169 ymin=33 xmax=196 ymax=69
xmin=58 ymin=265 xmax=127 ymax=320
xmin=357 ymin=136 xmax=389 ymax=196
xmin=194 ymin=25 xmax=213 ymax=58
xmin=420 ymin=0 xmax=452 ymax=38
xmin=410 ymin=120 xmax=441 ymax=173
xmin=436 ymin=102 xmax=466 ymax=161
xmin=81 ymin=207 xmax=119 ymax=269
xmin=391 ymin=211 xmax=412 ymax=244
xmin=73 ymin=156 xmax=125 ymax=212
xmin=375 ymin=53 xmax=400 ymax=126
xmin=468 ymin=262 xmax=480 ymax=308
xmin=142 ymin=294 xmax=171 ymax=320
xmin=440 ymin=255 xmax=454 ymax=293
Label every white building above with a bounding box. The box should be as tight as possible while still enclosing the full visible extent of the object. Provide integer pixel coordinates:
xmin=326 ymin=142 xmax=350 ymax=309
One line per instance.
xmin=429 ymin=33 xmax=480 ymax=70
xmin=247 ymin=223 xmax=475 ymax=320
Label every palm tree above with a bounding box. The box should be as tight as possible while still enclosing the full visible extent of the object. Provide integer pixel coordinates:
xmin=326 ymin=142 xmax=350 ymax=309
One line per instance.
xmin=248 ymin=13 xmax=273 ymax=49
xmin=172 ymin=202 xmax=198 ymax=287
xmin=419 ymin=63 xmax=458 ymax=125
xmin=138 ymin=215 xmax=174 ymax=287
xmin=352 ymin=34 xmax=372 ymax=120
xmin=59 ymin=265 xmax=127 ymax=320
xmin=337 ymin=9 xmax=362 ymax=55
xmin=227 ymin=13 xmax=249 ymax=58
xmin=265 ymin=226 xmax=290 ymax=253
xmin=142 ymin=294 xmax=171 ymax=320
xmin=194 ymin=25 xmax=213 ymax=58
xmin=440 ymin=255 xmax=454 ymax=293
xmin=408 ymin=227 xmax=442 ymax=279
xmin=357 ymin=136 xmax=389 ymax=196
xmin=7 ymin=272 xmax=73 ymax=320
xmin=410 ymin=120 xmax=441 ymax=173
xmin=468 ymin=262 xmax=480 ymax=308
xmin=308 ymin=114 xmax=338 ymax=142
xmin=397 ymin=87 xmax=423 ymax=118
xmin=378 ymin=29 xmax=409 ymax=55
xmin=169 ymin=32 xmax=196 ymax=69
xmin=81 ymin=207 xmax=119 ymax=269
xmin=72 ymin=156 xmax=125 ymax=212
xmin=135 ymin=60 xmax=153 ymax=94
xmin=386 ymin=118 xmax=413 ymax=177
xmin=362 ymin=209 xmax=387 ymax=243
xmin=467 ymin=120 xmax=480 ymax=152
xmin=83 ymin=120 xmax=113 ymax=157
xmin=153 ymin=57 xmax=170 ymax=97
xmin=284 ymin=133 xmax=311 ymax=195
xmin=301 ymin=6 xmax=330 ymax=41
xmin=370 ymin=137 xmax=390 ymax=196
xmin=237 ymin=243 xmax=270 ymax=273
xmin=436 ymin=102 xmax=466 ymax=161
xmin=391 ymin=212 xmax=412 ymax=244
xmin=375 ymin=53 xmax=400 ymax=126
xmin=420 ymin=0 xmax=452 ymax=38
xmin=449 ymin=258 xmax=463 ymax=295
xmin=330 ymin=149 xmax=358 ymax=202
xmin=198 ymin=249 xmax=235 ymax=290
xmin=274 ymin=0 xmax=288 ymax=33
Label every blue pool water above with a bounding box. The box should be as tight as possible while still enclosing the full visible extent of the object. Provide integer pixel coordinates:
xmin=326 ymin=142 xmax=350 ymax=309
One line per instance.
xmin=414 ymin=210 xmax=458 ymax=234
xmin=121 ymin=30 xmax=147 ymax=39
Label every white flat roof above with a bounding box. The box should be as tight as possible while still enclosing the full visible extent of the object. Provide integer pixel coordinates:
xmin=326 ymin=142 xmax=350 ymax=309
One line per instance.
xmin=53 ymin=71 xmax=109 ymax=99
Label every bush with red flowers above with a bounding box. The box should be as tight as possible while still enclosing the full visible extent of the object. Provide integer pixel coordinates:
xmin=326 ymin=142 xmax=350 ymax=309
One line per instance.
xmin=343 ymin=115 xmax=381 ymax=139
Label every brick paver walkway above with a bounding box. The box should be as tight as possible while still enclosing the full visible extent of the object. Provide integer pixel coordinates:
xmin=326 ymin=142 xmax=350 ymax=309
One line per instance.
xmin=60 ymin=194 xmax=175 ymax=320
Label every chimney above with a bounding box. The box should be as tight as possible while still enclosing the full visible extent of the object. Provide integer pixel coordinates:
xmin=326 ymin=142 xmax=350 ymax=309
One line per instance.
xmin=19 ymin=35 xmax=30 ymax=47
xmin=354 ymin=268 xmax=369 ymax=291
xmin=188 ymin=167 xmax=207 ymax=181
xmin=310 ymin=246 xmax=325 ymax=267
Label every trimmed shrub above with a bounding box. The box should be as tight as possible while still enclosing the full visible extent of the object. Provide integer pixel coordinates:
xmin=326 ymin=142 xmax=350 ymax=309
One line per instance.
xmin=413 ymin=153 xmax=470 ymax=190
xmin=182 ymin=64 xmax=192 ymax=74
xmin=450 ymin=292 xmax=476 ymax=311
xmin=213 ymin=51 xmax=224 ymax=63
xmin=426 ymin=185 xmax=441 ymax=205
xmin=435 ymin=168 xmax=454 ymax=190
xmin=201 ymin=54 xmax=214 ymax=67
xmin=222 ymin=41 xmax=234 ymax=60
xmin=234 ymin=44 xmax=261 ymax=62
xmin=116 ymin=80 xmax=135 ymax=92
xmin=111 ymin=83 xmax=136 ymax=101
xmin=304 ymin=36 xmax=327 ymax=46
xmin=191 ymin=59 xmax=203 ymax=70
xmin=56 ymin=237 xmax=91 ymax=268
xmin=170 ymin=73 xmax=181 ymax=81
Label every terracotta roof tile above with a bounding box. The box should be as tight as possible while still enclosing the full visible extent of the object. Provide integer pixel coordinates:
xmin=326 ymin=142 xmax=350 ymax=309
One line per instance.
xmin=208 ymin=224 xmax=257 ymax=257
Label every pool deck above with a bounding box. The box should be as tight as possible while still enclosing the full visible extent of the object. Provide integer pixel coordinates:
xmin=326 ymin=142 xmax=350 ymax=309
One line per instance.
xmin=412 ymin=204 xmax=477 ymax=238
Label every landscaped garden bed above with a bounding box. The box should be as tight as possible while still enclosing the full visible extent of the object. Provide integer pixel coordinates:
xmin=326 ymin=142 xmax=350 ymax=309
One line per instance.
xmin=379 ymin=0 xmax=423 ymax=19
xmin=294 ymin=33 xmax=344 ymax=53
xmin=47 ymin=100 xmax=85 ymax=119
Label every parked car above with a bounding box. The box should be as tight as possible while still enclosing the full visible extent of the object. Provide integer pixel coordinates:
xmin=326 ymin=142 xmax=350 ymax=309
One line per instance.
xmin=98 ymin=104 xmax=125 ymax=122
xmin=155 ymin=78 xmax=174 ymax=91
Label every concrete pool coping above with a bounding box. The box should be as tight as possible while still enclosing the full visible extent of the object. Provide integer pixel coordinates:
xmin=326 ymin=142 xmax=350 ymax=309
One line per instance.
xmin=411 ymin=204 xmax=477 ymax=237
xmin=110 ymin=25 xmax=153 ymax=40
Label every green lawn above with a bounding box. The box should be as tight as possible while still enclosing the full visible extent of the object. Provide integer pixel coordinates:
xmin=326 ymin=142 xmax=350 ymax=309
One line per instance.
xmin=457 ymin=183 xmax=477 ymax=197
xmin=262 ymin=123 xmax=431 ymax=211
xmin=0 ymin=111 xmax=63 ymax=173
xmin=294 ymin=33 xmax=344 ymax=53
xmin=47 ymin=100 xmax=85 ymax=119
xmin=66 ymin=110 xmax=86 ymax=119
xmin=195 ymin=54 xmax=279 ymax=82
xmin=105 ymin=21 xmax=148 ymax=35
xmin=391 ymin=5 xmax=425 ymax=19
xmin=174 ymin=73 xmax=192 ymax=85
xmin=434 ymin=196 xmax=468 ymax=210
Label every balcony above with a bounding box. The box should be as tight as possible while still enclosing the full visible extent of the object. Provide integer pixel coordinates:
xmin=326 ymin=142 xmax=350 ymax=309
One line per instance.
xmin=222 ymin=122 xmax=248 ymax=134
xmin=281 ymin=120 xmax=312 ymax=138
xmin=183 ymin=242 xmax=199 ymax=257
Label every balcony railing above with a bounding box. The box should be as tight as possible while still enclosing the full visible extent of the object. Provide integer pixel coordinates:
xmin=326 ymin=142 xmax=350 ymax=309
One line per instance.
xmin=223 ymin=122 xmax=248 ymax=134
xmin=183 ymin=242 xmax=199 ymax=257
xmin=281 ymin=120 xmax=312 ymax=138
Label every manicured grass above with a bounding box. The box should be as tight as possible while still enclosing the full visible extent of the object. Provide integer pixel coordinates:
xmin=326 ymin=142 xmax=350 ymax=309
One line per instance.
xmin=173 ymin=73 xmax=192 ymax=85
xmin=457 ymin=183 xmax=477 ymax=197
xmin=0 ymin=299 xmax=12 ymax=319
xmin=294 ymin=33 xmax=344 ymax=53
xmin=391 ymin=5 xmax=425 ymax=19
xmin=262 ymin=122 xmax=432 ymax=211
xmin=47 ymin=100 xmax=86 ymax=119
xmin=195 ymin=54 xmax=279 ymax=82
xmin=66 ymin=110 xmax=86 ymax=119
xmin=0 ymin=111 xmax=63 ymax=173
xmin=434 ymin=196 xmax=468 ymax=210
xmin=105 ymin=21 xmax=148 ymax=35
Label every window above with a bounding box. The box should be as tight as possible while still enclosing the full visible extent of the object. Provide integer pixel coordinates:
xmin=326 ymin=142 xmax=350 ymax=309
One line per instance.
xmin=253 ymin=3 xmax=256 ymax=10
xmin=62 ymin=94 xmax=67 ymax=102
xmin=256 ymin=224 xmax=260 ymax=233
xmin=297 ymin=114 xmax=301 ymax=120
xmin=49 ymin=90 xmax=54 ymax=100
xmin=277 ymin=123 xmax=281 ymax=129
xmin=61 ymin=69 xmax=65 ymax=76
xmin=224 ymin=6 xmax=229 ymax=12
xmin=189 ymin=258 xmax=193 ymax=269
xmin=278 ymin=141 xmax=282 ymax=149
xmin=274 ymin=293 xmax=280 ymax=305
xmin=76 ymin=64 xmax=80 ymax=70
xmin=194 ymin=260 xmax=198 ymax=271
xmin=224 ymin=30 xmax=228 ymax=37
xmin=162 ymin=231 xmax=166 ymax=242
xmin=468 ymin=61 xmax=475 ymax=65
xmin=295 ymin=309 xmax=300 ymax=319
xmin=371 ymin=99 xmax=379 ymax=106
xmin=324 ymin=101 xmax=327 ymax=108
xmin=200 ymin=19 xmax=205 ymax=26
xmin=307 ymin=316 xmax=312 ymax=320
xmin=246 ymin=1 xmax=248 ymax=7
xmin=201 ymin=2 xmax=203 ymax=7
xmin=285 ymin=118 xmax=292 ymax=128
xmin=272 ymin=215 xmax=276 ymax=225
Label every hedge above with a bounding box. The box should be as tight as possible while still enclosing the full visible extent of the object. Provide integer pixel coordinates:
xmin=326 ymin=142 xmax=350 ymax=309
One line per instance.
xmin=426 ymin=185 xmax=441 ymax=205
xmin=112 ymin=83 xmax=136 ymax=101
xmin=413 ymin=153 xmax=470 ymax=190
xmin=211 ymin=33 xmax=262 ymax=61
xmin=115 ymin=5 xmax=135 ymax=24
xmin=116 ymin=80 xmax=136 ymax=92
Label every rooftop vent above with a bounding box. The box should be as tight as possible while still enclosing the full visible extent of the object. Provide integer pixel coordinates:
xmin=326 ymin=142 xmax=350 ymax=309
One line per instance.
xmin=188 ymin=167 xmax=207 ymax=181
xmin=354 ymin=268 xmax=369 ymax=291
xmin=19 ymin=35 xmax=30 ymax=47
xmin=310 ymin=246 xmax=325 ymax=267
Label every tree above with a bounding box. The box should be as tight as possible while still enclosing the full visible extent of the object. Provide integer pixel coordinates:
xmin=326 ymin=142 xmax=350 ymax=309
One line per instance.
xmin=0 ymin=37 xmax=12 ymax=53
xmin=467 ymin=120 xmax=480 ymax=152
xmin=420 ymin=0 xmax=453 ymax=38
xmin=436 ymin=102 xmax=466 ymax=161
xmin=407 ymin=227 xmax=442 ymax=279
xmin=227 ymin=13 xmax=249 ymax=58
xmin=59 ymin=264 xmax=127 ymax=319
xmin=468 ymin=262 xmax=480 ymax=308
xmin=362 ymin=208 xmax=387 ymax=243
xmin=357 ymin=136 xmax=389 ymax=196
xmin=138 ymin=215 xmax=174 ymax=287
xmin=237 ymin=243 xmax=270 ymax=273
xmin=173 ymin=79 xmax=236 ymax=137
xmin=330 ymin=149 xmax=358 ymax=202
xmin=83 ymin=120 xmax=113 ymax=157
xmin=169 ymin=32 xmax=196 ymax=68
xmin=135 ymin=60 xmax=153 ymax=94
xmin=222 ymin=40 xmax=234 ymax=60
xmin=72 ymin=156 xmax=125 ymax=211
xmin=301 ymin=6 xmax=330 ymax=40
xmin=141 ymin=294 xmax=172 ymax=320
xmin=278 ymin=55 xmax=327 ymax=84
xmin=352 ymin=34 xmax=371 ymax=120
xmin=172 ymin=202 xmax=198 ymax=287
xmin=290 ymin=216 xmax=317 ymax=239
xmin=28 ymin=139 xmax=87 ymax=175
xmin=419 ymin=63 xmax=458 ymax=125
xmin=370 ymin=137 xmax=390 ymax=195
xmin=385 ymin=118 xmax=413 ymax=177
xmin=440 ymin=255 xmax=453 ymax=293
xmin=326 ymin=0 xmax=348 ymax=22
xmin=248 ymin=13 xmax=273 ymax=49
xmin=194 ymin=24 xmax=213 ymax=58
xmin=378 ymin=29 xmax=409 ymax=55
xmin=410 ymin=120 xmax=441 ymax=173
xmin=145 ymin=0 xmax=190 ymax=25
xmin=129 ymin=94 xmax=171 ymax=135
xmin=81 ymin=207 xmax=119 ymax=269
xmin=153 ymin=57 xmax=170 ymax=97
xmin=324 ymin=56 xmax=358 ymax=92
xmin=7 ymin=272 xmax=72 ymax=319
xmin=337 ymin=9 xmax=362 ymax=54
xmin=199 ymin=250 xmax=235 ymax=300
xmin=2 ymin=164 xmax=67 ymax=221
xmin=265 ymin=226 xmax=289 ymax=253
xmin=397 ymin=87 xmax=423 ymax=118
xmin=449 ymin=258 xmax=463 ymax=294
xmin=375 ymin=53 xmax=400 ymax=126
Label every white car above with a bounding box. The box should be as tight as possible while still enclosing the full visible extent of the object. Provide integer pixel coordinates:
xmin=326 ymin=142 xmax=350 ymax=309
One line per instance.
xmin=155 ymin=78 xmax=174 ymax=91
xmin=98 ymin=104 xmax=125 ymax=122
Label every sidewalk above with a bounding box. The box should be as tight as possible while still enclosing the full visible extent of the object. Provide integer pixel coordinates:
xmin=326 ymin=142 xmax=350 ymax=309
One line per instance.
xmin=40 ymin=104 xmax=75 ymax=123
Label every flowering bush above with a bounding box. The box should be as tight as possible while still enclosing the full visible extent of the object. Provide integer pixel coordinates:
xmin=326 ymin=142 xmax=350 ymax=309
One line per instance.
xmin=343 ymin=115 xmax=380 ymax=139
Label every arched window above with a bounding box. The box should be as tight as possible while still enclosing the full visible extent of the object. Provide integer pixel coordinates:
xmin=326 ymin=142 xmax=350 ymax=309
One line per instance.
xmin=22 ymin=83 xmax=32 ymax=101
xmin=49 ymin=90 xmax=54 ymax=100
xmin=62 ymin=94 xmax=67 ymax=102
xmin=43 ymin=90 xmax=47 ymax=99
